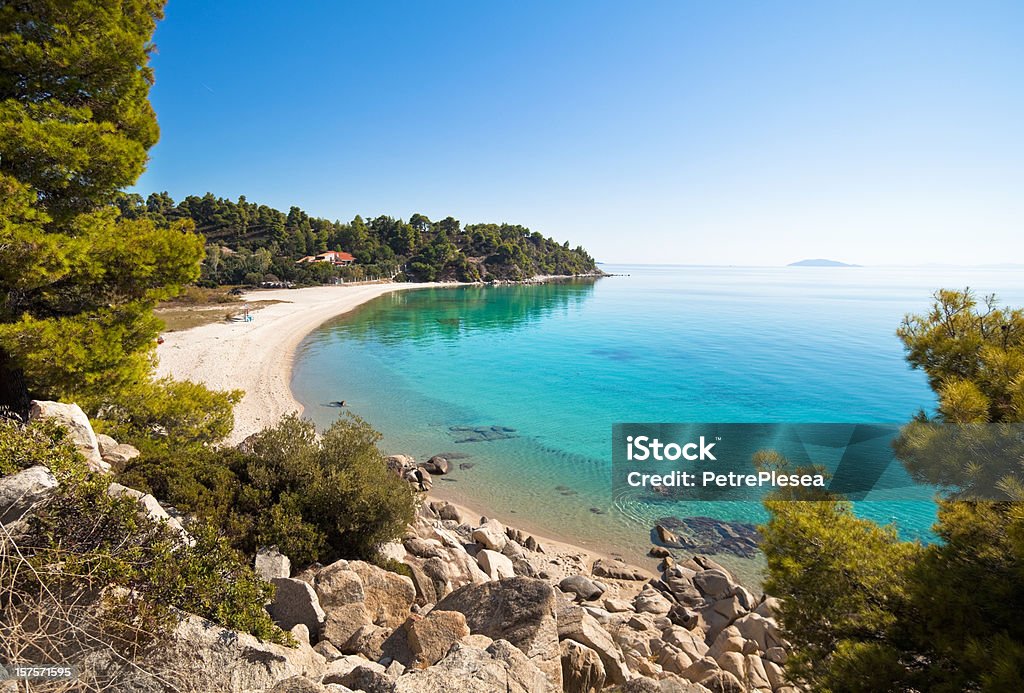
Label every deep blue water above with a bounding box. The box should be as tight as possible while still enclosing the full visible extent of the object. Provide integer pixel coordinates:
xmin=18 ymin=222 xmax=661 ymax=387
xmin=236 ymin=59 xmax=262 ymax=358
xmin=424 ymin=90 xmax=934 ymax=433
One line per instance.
xmin=292 ymin=265 xmax=1024 ymax=572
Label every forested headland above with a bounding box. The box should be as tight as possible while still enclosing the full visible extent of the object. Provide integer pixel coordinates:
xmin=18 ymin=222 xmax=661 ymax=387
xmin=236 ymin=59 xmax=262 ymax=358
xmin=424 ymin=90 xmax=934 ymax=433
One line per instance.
xmin=117 ymin=192 xmax=600 ymax=285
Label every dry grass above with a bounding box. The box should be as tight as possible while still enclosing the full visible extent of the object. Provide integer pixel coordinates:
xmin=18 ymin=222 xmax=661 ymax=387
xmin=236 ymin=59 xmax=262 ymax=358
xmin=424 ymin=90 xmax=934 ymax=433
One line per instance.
xmin=0 ymin=524 xmax=183 ymax=692
xmin=155 ymin=299 xmax=285 ymax=332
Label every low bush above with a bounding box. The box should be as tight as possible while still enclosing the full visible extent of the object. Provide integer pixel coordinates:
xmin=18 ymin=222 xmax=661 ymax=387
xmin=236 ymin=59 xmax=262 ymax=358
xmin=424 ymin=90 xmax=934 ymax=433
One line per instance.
xmin=1 ymin=421 xmax=289 ymax=670
xmin=120 ymin=413 xmax=416 ymax=567
xmin=0 ymin=416 xmax=85 ymax=482
xmin=22 ymin=476 xmax=287 ymax=644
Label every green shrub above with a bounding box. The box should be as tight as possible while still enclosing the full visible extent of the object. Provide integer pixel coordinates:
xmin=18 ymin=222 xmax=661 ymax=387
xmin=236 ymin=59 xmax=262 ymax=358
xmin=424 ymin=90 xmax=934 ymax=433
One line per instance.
xmin=373 ymin=556 xmax=415 ymax=581
xmin=93 ymin=377 xmax=241 ymax=454
xmin=121 ymin=413 xmax=416 ymax=567
xmin=0 ymin=416 xmax=86 ymax=481
xmin=22 ymin=474 xmax=289 ymax=645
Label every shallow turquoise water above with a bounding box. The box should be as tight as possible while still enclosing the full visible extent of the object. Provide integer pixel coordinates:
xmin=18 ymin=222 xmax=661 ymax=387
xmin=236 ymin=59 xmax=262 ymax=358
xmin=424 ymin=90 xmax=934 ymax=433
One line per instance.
xmin=292 ymin=265 xmax=1024 ymax=571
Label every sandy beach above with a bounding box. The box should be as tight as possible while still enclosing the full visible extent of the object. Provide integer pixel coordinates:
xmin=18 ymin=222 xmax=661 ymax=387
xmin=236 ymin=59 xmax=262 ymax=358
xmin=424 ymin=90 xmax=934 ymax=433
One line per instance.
xmin=156 ymin=283 xmax=436 ymax=444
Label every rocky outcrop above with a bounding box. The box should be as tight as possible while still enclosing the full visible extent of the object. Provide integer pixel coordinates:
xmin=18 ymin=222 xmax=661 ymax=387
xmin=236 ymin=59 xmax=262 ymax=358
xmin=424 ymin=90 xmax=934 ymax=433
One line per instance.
xmin=154 ymin=501 xmax=798 ymax=692
xmin=434 ymin=577 xmax=562 ymax=690
xmin=28 ymin=400 xmax=108 ymax=472
xmin=393 ymin=640 xmax=548 ymax=693
xmin=7 ymin=408 xmax=796 ymax=693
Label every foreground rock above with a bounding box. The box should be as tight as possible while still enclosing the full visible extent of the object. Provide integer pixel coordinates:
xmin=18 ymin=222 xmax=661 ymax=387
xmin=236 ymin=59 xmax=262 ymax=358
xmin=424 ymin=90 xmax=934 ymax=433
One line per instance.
xmin=28 ymin=400 xmax=108 ymax=472
xmin=434 ymin=577 xmax=562 ymax=690
xmin=0 ymin=465 xmax=58 ymax=525
xmin=139 ymin=613 xmax=326 ymax=691
xmin=394 ymin=640 xmax=548 ymax=693
xmin=561 ymin=638 xmax=606 ymax=693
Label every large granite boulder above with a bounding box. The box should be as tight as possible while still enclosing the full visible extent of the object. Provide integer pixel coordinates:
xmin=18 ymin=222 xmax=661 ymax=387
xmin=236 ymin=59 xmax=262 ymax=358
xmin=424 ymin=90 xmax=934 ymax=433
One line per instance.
xmin=633 ymin=586 xmax=673 ymax=615
xmin=314 ymin=561 xmax=366 ymax=607
xmin=432 ymin=501 xmax=462 ymax=522
xmin=268 ymin=578 xmax=327 ymax=640
xmin=422 ymin=456 xmax=450 ymax=475
xmin=560 ymin=639 xmax=606 ymax=693
xmin=434 ymin=577 xmax=562 ymax=690
xmin=693 ymin=569 xmax=736 ymax=600
xmin=393 ymin=640 xmax=548 ymax=693
xmin=406 ymin=610 xmax=470 ymax=665
xmin=348 ymin=561 xmax=416 ymax=629
xmin=334 ymin=664 xmax=395 ymax=693
xmin=137 ymin=613 xmax=326 ymax=691
xmin=559 ymin=575 xmax=604 ymax=602
xmin=557 ymin=602 xmax=630 ymax=685
xmin=472 ymin=518 xmax=508 ymax=551
xmin=28 ymin=400 xmax=107 ymax=472
xmin=477 ymin=549 xmax=515 ymax=580
xmin=321 ymin=603 xmax=372 ymax=651
xmin=0 ymin=466 xmax=57 ymax=524
xmin=592 ymin=558 xmax=647 ymax=581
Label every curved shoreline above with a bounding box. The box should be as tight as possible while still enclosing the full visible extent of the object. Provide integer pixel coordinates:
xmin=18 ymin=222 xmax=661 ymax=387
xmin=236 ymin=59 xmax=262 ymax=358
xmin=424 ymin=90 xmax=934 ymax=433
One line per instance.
xmin=153 ymin=276 xmax=657 ymax=575
xmin=156 ymin=283 xmax=439 ymax=444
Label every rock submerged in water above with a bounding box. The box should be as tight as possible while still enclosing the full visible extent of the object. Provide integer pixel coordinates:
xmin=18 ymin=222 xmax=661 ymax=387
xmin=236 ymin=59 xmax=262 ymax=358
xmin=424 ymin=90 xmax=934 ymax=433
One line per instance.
xmin=653 ymin=516 xmax=760 ymax=558
xmin=449 ymin=425 xmax=517 ymax=443
xmin=422 ymin=455 xmax=450 ymax=475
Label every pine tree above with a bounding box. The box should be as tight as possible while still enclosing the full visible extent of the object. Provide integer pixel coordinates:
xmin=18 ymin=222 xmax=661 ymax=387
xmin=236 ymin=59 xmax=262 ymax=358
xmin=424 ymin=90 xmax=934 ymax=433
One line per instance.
xmin=0 ymin=0 xmax=204 ymax=408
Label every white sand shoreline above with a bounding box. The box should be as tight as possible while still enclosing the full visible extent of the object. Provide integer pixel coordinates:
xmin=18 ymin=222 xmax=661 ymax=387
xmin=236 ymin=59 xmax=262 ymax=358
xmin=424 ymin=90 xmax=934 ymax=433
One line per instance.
xmin=156 ymin=282 xmax=440 ymax=444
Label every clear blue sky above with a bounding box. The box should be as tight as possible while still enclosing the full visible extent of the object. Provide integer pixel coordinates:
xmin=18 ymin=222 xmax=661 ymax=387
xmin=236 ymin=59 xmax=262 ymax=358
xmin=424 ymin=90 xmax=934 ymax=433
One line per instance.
xmin=135 ymin=1 xmax=1023 ymax=266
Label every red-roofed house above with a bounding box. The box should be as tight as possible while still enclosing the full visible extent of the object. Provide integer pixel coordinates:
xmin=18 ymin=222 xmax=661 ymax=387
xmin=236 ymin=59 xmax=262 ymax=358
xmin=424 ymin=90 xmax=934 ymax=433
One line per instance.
xmin=297 ymin=250 xmax=355 ymax=266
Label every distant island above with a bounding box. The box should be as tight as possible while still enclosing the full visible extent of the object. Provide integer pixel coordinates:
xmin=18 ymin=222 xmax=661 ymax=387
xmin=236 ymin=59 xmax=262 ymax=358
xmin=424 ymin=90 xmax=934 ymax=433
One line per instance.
xmin=788 ymin=258 xmax=861 ymax=267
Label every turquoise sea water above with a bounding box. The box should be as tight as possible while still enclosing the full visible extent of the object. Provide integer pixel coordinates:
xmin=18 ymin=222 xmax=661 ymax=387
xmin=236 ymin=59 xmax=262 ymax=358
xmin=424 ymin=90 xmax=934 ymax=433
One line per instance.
xmin=292 ymin=265 xmax=1024 ymax=575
